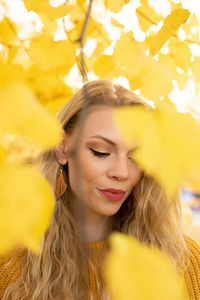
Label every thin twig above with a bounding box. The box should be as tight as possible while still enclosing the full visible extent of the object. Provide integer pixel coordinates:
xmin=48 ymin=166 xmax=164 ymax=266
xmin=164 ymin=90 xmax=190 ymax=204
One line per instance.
xmin=77 ymin=0 xmax=93 ymax=83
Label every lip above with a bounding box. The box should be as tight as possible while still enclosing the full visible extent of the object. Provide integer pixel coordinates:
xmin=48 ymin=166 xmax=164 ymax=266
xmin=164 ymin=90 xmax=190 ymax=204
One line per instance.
xmin=98 ymin=188 xmax=126 ymax=202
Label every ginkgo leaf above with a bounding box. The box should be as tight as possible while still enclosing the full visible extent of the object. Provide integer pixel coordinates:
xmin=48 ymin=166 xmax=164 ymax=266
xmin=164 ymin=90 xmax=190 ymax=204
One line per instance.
xmin=0 ymin=82 xmax=62 ymax=150
xmin=25 ymin=65 xmax=73 ymax=104
xmin=114 ymin=102 xmax=200 ymax=196
xmin=93 ymin=54 xmax=116 ymax=78
xmin=104 ymin=0 xmax=128 ymax=13
xmin=158 ymin=53 xmax=188 ymax=91
xmin=28 ymin=32 xmax=75 ymax=70
xmin=139 ymin=58 xmax=173 ymax=100
xmin=0 ymin=17 xmax=19 ymax=46
xmin=168 ymin=37 xmax=192 ymax=71
xmin=114 ymin=33 xmax=147 ymax=78
xmin=110 ymin=18 xmax=124 ymax=29
xmin=23 ymin=0 xmax=70 ymax=20
xmin=149 ymin=8 xmax=190 ymax=56
xmin=104 ymin=233 xmax=189 ymax=300
xmin=136 ymin=0 xmax=163 ymax=32
xmin=45 ymin=96 xmax=71 ymax=115
xmin=0 ymin=163 xmax=54 ymax=254
xmin=182 ymin=14 xmax=200 ymax=42
xmin=0 ymin=63 xmax=26 ymax=89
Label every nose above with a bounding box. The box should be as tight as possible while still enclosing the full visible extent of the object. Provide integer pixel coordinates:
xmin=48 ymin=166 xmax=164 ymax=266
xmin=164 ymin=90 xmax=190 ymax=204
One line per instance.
xmin=107 ymin=155 xmax=129 ymax=181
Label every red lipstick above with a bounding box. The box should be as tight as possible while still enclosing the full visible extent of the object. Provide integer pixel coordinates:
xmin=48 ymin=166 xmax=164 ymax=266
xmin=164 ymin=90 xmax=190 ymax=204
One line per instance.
xmin=98 ymin=188 xmax=126 ymax=202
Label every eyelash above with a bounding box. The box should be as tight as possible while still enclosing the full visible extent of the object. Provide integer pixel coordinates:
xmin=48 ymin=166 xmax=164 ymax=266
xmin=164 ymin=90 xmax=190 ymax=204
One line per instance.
xmin=89 ymin=148 xmax=110 ymax=158
xmin=89 ymin=148 xmax=136 ymax=163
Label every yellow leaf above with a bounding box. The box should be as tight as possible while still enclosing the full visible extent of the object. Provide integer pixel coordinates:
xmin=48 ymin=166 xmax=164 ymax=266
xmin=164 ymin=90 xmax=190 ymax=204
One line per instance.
xmin=132 ymin=58 xmax=173 ymax=101
xmin=114 ymin=102 xmax=200 ymax=196
xmin=0 ymin=82 xmax=62 ymax=150
xmin=28 ymin=32 xmax=75 ymax=70
xmin=182 ymin=13 xmax=200 ymax=42
xmin=168 ymin=37 xmax=192 ymax=71
xmin=110 ymin=18 xmax=124 ymax=29
xmin=136 ymin=0 xmax=163 ymax=32
xmin=149 ymin=8 xmax=190 ymax=56
xmin=0 ymin=17 xmax=19 ymax=46
xmin=25 ymin=65 xmax=73 ymax=104
xmin=66 ymin=5 xmax=85 ymax=41
xmin=93 ymin=54 xmax=116 ymax=78
xmin=158 ymin=53 xmax=188 ymax=91
xmin=104 ymin=0 xmax=128 ymax=13
xmin=45 ymin=96 xmax=71 ymax=115
xmin=24 ymin=0 xmax=70 ymax=20
xmin=114 ymin=33 xmax=147 ymax=77
xmin=0 ymin=63 xmax=25 ymax=89
xmin=105 ymin=233 xmax=189 ymax=300
xmin=0 ymin=163 xmax=54 ymax=254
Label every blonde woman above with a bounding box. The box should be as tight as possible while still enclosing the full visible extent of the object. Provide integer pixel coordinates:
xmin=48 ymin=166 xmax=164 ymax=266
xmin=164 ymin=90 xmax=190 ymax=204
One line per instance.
xmin=0 ymin=80 xmax=200 ymax=299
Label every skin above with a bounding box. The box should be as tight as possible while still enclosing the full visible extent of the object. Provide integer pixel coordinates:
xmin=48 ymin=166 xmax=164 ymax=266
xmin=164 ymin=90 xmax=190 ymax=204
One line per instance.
xmin=56 ymin=106 xmax=143 ymax=241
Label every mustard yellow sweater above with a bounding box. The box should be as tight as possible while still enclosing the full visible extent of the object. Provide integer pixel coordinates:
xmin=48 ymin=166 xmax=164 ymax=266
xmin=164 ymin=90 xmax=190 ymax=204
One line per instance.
xmin=0 ymin=236 xmax=200 ymax=299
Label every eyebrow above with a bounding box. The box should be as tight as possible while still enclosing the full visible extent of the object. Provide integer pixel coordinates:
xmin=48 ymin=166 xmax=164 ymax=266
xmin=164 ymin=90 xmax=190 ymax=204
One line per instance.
xmin=88 ymin=135 xmax=138 ymax=152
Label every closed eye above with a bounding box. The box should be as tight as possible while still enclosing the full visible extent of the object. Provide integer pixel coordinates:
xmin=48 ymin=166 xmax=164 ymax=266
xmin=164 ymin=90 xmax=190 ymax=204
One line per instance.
xmin=89 ymin=148 xmax=110 ymax=158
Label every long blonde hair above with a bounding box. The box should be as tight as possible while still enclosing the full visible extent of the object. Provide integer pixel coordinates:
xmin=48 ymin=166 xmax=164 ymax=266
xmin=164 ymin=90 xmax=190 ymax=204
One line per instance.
xmin=3 ymin=80 xmax=187 ymax=300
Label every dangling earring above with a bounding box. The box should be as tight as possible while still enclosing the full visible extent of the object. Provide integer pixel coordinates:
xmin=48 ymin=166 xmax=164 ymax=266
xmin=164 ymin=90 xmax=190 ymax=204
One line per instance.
xmin=55 ymin=165 xmax=67 ymax=201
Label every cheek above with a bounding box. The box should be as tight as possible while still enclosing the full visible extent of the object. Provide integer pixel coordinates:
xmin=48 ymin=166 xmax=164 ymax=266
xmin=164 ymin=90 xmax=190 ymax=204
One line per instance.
xmin=68 ymin=152 xmax=105 ymax=191
xmin=130 ymin=167 xmax=143 ymax=188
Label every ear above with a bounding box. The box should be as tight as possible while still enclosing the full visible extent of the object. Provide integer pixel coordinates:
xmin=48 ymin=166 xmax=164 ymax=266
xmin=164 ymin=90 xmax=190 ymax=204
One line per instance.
xmin=55 ymin=131 xmax=68 ymax=165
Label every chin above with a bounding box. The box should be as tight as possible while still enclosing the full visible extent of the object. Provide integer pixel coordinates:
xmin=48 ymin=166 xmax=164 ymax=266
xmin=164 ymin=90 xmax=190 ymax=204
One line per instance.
xmin=99 ymin=204 xmax=122 ymax=216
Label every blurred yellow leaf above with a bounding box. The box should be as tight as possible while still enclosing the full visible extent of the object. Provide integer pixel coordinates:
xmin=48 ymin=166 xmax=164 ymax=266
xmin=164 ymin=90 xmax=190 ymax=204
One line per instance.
xmin=105 ymin=233 xmax=189 ymax=300
xmin=104 ymin=0 xmax=128 ymax=13
xmin=158 ymin=53 xmax=188 ymax=91
xmin=182 ymin=14 xmax=200 ymax=42
xmin=136 ymin=58 xmax=173 ymax=100
xmin=0 ymin=163 xmax=54 ymax=254
xmin=28 ymin=32 xmax=75 ymax=70
xmin=168 ymin=37 xmax=192 ymax=71
xmin=93 ymin=54 xmax=116 ymax=78
xmin=114 ymin=102 xmax=200 ymax=196
xmin=25 ymin=65 xmax=73 ymax=104
xmin=0 ymin=82 xmax=62 ymax=149
xmin=24 ymin=0 xmax=70 ymax=20
xmin=0 ymin=17 xmax=19 ymax=46
xmin=114 ymin=33 xmax=147 ymax=77
xmin=149 ymin=8 xmax=190 ymax=56
xmin=45 ymin=96 xmax=71 ymax=115
xmin=110 ymin=18 xmax=124 ymax=29
xmin=136 ymin=0 xmax=163 ymax=32
xmin=0 ymin=63 xmax=25 ymax=89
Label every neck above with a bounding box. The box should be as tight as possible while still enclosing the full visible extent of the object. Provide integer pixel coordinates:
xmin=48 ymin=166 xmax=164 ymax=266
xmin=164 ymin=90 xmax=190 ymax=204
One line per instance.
xmin=84 ymin=210 xmax=111 ymax=242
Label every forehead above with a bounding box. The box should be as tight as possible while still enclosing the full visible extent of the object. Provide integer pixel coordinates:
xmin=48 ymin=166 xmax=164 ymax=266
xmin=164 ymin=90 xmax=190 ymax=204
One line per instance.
xmin=82 ymin=106 xmax=120 ymax=140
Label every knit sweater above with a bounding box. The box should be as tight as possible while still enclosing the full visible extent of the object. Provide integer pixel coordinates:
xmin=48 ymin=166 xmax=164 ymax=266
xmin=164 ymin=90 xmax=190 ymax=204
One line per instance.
xmin=0 ymin=236 xmax=200 ymax=299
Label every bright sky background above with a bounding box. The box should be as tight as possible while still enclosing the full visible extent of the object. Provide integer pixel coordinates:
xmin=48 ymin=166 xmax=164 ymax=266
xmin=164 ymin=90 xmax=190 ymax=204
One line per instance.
xmin=1 ymin=0 xmax=200 ymax=114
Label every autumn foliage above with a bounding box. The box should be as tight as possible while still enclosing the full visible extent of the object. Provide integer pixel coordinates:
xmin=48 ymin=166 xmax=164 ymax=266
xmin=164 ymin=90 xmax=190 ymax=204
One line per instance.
xmin=0 ymin=0 xmax=200 ymax=299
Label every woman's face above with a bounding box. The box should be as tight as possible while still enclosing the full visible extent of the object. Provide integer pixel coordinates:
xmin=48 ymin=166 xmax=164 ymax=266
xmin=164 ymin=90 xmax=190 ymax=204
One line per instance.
xmin=65 ymin=106 xmax=143 ymax=218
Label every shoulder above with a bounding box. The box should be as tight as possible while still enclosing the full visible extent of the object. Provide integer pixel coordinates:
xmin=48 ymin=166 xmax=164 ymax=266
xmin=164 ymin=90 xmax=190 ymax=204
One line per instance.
xmin=0 ymin=248 xmax=26 ymax=298
xmin=183 ymin=235 xmax=200 ymax=300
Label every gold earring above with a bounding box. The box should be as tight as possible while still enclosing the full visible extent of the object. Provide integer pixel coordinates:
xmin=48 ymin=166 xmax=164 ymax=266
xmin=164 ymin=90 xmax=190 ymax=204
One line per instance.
xmin=55 ymin=165 xmax=67 ymax=201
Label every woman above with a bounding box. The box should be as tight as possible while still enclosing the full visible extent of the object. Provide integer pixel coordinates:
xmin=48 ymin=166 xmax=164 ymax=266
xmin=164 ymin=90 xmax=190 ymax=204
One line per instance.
xmin=0 ymin=79 xmax=200 ymax=300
